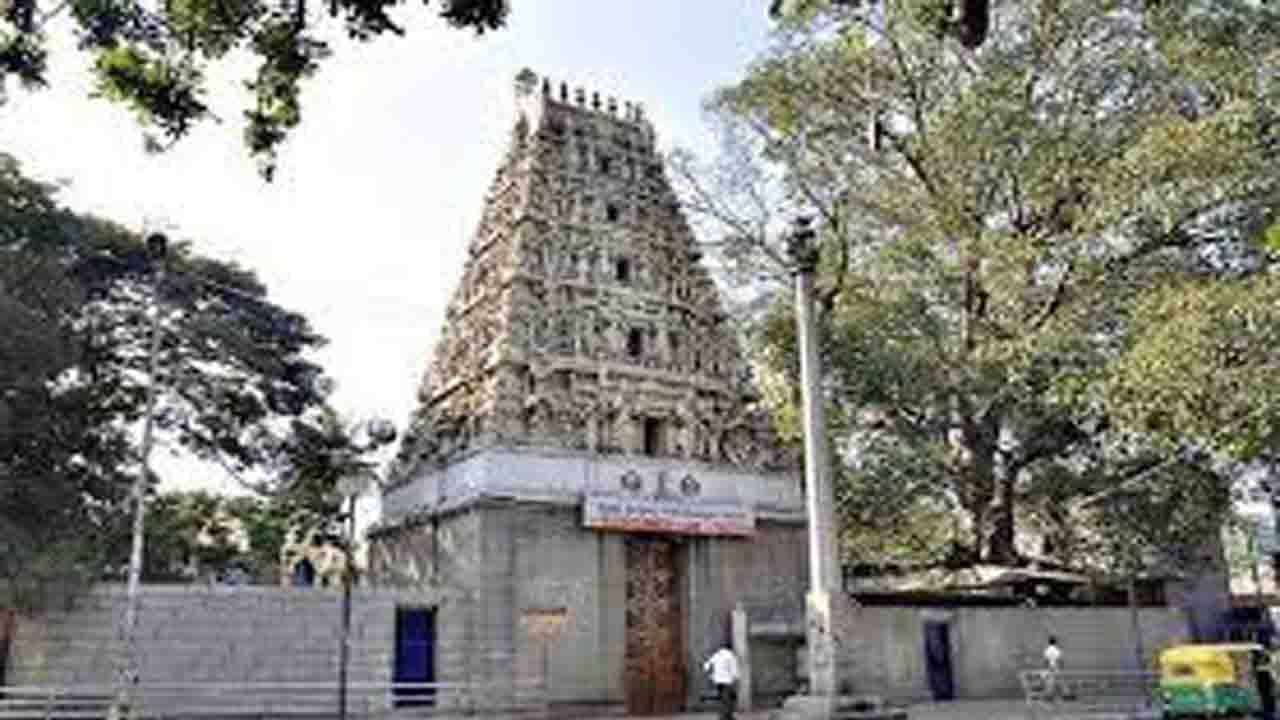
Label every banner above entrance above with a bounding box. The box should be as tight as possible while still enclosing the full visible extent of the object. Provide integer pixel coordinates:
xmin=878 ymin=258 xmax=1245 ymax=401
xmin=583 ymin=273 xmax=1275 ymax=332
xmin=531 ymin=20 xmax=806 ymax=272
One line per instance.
xmin=583 ymin=493 xmax=755 ymax=536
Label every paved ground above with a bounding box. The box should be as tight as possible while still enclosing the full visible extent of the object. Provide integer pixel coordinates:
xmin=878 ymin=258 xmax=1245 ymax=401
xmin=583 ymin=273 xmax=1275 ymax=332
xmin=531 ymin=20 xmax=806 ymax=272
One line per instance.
xmin=585 ymin=699 xmax=1031 ymax=720
xmin=901 ymin=699 xmax=1028 ymax=720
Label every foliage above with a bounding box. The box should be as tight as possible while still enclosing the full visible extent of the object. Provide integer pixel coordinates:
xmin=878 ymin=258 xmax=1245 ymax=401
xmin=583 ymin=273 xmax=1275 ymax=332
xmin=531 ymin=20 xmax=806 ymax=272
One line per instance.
xmin=139 ymin=490 xmax=242 ymax=581
xmin=0 ymin=0 xmax=507 ymax=179
xmin=135 ymin=490 xmax=299 ymax=583
xmin=0 ymin=156 xmax=131 ymax=612
xmin=770 ymin=0 xmax=992 ymax=49
xmin=223 ymin=494 xmax=295 ymax=581
xmin=0 ymin=151 xmax=335 ymax=612
xmin=1074 ymin=455 xmax=1233 ymax=577
xmin=271 ymin=407 xmax=395 ymax=568
xmin=682 ymin=0 xmax=1280 ymax=571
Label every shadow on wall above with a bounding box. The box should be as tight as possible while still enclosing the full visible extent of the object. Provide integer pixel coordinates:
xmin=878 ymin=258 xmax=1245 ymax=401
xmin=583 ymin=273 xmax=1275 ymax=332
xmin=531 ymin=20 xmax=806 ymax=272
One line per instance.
xmin=0 ymin=609 xmax=14 ymax=685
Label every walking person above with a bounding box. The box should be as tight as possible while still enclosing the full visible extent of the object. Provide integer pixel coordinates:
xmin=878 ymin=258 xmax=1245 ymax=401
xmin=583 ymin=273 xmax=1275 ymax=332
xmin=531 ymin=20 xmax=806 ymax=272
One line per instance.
xmin=1044 ymin=635 xmax=1064 ymax=701
xmin=703 ymin=642 xmax=740 ymax=720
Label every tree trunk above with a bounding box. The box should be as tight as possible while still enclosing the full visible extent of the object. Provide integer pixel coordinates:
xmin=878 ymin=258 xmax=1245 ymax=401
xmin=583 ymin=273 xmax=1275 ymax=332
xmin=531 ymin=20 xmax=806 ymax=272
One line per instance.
xmin=962 ymin=465 xmax=995 ymax=562
xmin=989 ymin=428 xmax=1017 ymax=565
xmin=956 ymin=403 xmax=1009 ymax=563
xmin=1128 ymin=575 xmax=1145 ymax=672
xmin=989 ymin=490 xmax=1017 ymax=565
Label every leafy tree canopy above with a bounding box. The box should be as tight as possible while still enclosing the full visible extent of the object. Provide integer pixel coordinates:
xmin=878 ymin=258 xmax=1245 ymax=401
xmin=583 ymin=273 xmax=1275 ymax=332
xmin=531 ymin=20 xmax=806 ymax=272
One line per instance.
xmin=137 ymin=490 xmax=300 ymax=583
xmin=0 ymin=0 xmax=507 ymax=179
xmin=0 ymin=151 xmax=348 ymax=612
xmin=684 ymin=0 xmax=1280 ymax=572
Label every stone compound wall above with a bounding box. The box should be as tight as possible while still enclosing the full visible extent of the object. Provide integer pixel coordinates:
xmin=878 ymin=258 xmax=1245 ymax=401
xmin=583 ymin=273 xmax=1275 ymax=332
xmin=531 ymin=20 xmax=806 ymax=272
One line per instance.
xmin=6 ymin=584 xmax=448 ymax=692
xmin=834 ymin=605 xmax=1192 ymax=702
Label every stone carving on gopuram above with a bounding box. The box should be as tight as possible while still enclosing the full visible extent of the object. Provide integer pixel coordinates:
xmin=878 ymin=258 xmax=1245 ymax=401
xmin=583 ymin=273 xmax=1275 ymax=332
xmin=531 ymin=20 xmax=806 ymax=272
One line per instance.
xmin=387 ymin=68 xmax=793 ymax=487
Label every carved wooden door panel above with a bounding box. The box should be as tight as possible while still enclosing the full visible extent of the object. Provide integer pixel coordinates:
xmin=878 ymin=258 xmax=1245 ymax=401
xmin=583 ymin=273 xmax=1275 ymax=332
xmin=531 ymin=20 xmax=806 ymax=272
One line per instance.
xmin=625 ymin=535 xmax=685 ymax=715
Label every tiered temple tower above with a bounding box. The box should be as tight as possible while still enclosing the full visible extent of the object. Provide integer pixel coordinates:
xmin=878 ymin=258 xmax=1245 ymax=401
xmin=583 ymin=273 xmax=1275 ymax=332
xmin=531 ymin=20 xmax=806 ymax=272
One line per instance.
xmin=389 ymin=68 xmax=788 ymax=474
xmin=371 ymin=70 xmax=807 ymax=716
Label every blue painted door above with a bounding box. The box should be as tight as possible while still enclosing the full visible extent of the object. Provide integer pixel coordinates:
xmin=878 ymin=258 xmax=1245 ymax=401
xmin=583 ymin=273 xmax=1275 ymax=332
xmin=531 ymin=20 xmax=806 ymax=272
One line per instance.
xmin=394 ymin=607 xmax=435 ymax=706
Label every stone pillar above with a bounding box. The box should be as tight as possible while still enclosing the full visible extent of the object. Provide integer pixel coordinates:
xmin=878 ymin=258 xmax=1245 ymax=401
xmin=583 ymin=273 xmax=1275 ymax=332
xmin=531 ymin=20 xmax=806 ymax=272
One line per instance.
xmin=732 ymin=603 xmax=752 ymax=713
xmin=781 ymin=217 xmax=845 ymax=720
xmin=789 ymin=219 xmax=841 ymax=693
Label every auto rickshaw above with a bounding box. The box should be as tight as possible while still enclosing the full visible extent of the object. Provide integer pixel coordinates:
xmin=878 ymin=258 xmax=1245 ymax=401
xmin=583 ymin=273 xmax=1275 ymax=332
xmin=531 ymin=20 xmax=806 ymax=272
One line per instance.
xmin=1158 ymin=643 xmax=1269 ymax=718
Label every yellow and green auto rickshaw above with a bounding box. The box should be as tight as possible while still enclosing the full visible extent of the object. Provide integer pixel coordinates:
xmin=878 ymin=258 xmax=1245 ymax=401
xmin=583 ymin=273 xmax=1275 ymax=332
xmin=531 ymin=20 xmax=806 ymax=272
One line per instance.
xmin=1158 ymin=643 xmax=1269 ymax=718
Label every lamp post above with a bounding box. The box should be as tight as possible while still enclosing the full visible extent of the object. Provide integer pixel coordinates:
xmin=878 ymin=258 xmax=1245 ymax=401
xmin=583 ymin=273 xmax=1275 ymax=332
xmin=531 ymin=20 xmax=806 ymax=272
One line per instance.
xmin=335 ymin=469 xmax=374 ymax=720
xmin=111 ymin=232 xmax=168 ymax=720
xmin=331 ymin=416 xmax=394 ymax=720
xmin=785 ymin=217 xmax=841 ymax=714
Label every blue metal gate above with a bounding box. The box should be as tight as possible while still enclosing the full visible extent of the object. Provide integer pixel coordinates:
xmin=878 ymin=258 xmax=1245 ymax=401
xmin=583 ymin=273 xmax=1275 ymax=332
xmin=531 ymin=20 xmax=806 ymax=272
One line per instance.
xmin=393 ymin=607 xmax=435 ymax=706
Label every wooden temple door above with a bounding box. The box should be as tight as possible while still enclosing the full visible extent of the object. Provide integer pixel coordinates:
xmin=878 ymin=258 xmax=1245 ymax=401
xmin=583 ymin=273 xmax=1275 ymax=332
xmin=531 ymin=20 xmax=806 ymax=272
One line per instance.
xmin=624 ymin=535 xmax=686 ymax=715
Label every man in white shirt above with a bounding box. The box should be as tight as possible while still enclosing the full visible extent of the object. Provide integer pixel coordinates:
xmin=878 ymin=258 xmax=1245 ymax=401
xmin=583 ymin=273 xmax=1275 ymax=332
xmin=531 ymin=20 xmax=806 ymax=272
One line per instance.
xmin=1044 ymin=636 xmax=1064 ymax=699
xmin=703 ymin=643 xmax=740 ymax=720
xmin=1044 ymin=635 xmax=1062 ymax=672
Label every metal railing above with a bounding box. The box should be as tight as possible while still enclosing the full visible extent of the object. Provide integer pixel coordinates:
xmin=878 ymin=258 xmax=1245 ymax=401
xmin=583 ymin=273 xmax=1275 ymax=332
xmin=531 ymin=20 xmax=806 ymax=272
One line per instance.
xmin=0 ymin=680 xmax=548 ymax=720
xmin=1019 ymin=670 xmax=1161 ymax=720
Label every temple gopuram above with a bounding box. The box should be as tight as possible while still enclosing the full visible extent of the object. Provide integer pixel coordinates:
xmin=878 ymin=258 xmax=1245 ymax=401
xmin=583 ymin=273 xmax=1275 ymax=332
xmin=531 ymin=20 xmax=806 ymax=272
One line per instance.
xmin=369 ymin=69 xmax=807 ymax=715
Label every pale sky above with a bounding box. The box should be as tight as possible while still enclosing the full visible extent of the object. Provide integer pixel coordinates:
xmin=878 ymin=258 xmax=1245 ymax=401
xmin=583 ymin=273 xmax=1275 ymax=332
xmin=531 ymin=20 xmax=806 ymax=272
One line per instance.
xmin=0 ymin=3 xmax=773 ymax=515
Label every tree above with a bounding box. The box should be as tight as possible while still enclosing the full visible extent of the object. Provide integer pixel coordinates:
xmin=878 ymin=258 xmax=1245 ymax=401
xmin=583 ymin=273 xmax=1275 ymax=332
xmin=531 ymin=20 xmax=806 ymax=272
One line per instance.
xmin=680 ymin=0 xmax=1280 ymax=573
xmin=0 ymin=0 xmax=507 ymax=179
xmin=134 ymin=490 xmax=304 ymax=583
xmin=224 ymin=494 xmax=296 ymax=582
xmin=769 ymin=0 xmax=992 ymax=49
xmin=1 ymin=156 xmax=133 ymax=612
xmin=138 ymin=491 xmax=243 ymax=582
xmin=270 ymin=407 xmax=396 ymax=582
xmin=0 ymin=151 xmax=335 ymax=611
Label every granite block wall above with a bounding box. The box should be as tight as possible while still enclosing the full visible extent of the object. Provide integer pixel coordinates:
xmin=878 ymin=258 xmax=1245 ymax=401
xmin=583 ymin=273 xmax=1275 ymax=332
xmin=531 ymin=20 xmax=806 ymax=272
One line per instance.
xmin=502 ymin=504 xmax=625 ymax=705
xmin=834 ymin=605 xmax=1193 ymax=702
xmin=5 ymin=583 xmax=450 ymax=712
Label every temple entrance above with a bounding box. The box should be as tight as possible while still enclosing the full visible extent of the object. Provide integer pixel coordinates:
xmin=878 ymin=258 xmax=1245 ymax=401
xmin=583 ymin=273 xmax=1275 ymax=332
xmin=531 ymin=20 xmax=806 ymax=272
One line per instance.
xmin=624 ymin=535 xmax=685 ymax=715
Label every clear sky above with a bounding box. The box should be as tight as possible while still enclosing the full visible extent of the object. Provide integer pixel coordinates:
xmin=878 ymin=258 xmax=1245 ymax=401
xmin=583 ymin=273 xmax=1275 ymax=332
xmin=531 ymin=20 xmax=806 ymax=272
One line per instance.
xmin=0 ymin=3 xmax=773 ymax=507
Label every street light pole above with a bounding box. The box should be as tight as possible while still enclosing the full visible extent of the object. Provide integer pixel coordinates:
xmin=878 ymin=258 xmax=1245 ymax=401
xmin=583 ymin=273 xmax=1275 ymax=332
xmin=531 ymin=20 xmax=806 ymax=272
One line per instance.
xmin=112 ymin=232 xmax=168 ymax=720
xmin=334 ymin=466 xmax=381 ymax=720
xmin=338 ymin=491 xmax=356 ymax=720
xmin=786 ymin=218 xmax=841 ymax=708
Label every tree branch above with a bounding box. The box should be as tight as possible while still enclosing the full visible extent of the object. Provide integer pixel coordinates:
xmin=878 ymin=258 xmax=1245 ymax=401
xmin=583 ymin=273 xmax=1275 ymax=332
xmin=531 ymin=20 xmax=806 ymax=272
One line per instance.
xmin=1026 ymin=259 xmax=1073 ymax=331
xmin=1006 ymin=417 xmax=1091 ymax=479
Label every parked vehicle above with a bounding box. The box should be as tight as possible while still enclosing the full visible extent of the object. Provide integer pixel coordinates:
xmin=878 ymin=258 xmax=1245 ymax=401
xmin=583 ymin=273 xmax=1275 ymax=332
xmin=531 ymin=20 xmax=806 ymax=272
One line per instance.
xmin=1158 ymin=643 xmax=1266 ymax=718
